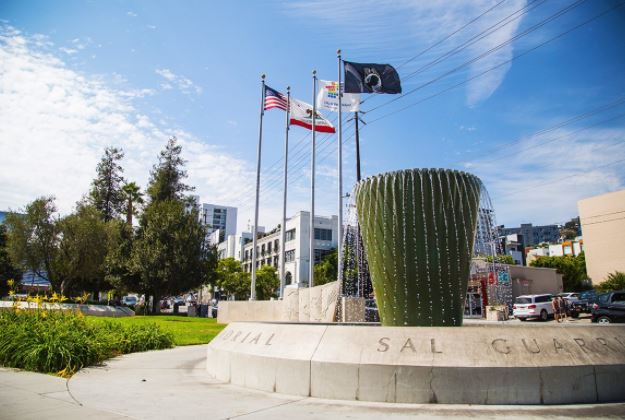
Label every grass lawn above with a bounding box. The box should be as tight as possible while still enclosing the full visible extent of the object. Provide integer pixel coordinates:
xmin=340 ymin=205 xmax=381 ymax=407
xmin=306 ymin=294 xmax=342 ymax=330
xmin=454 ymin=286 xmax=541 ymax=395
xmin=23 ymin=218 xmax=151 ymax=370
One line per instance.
xmin=87 ymin=315 xmax=226 ymax=346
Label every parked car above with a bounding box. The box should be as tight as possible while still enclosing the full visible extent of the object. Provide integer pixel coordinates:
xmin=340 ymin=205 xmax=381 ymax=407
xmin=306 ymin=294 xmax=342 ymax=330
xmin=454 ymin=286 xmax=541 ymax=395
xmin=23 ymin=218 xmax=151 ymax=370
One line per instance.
xmin=557 ymin=292 xmax=588 ymax=318
xmin=121 ymin=295 xmax=138 ymax=306
xmin=591 ymin=291 xmax=625 ymax=324
xmin=513 ymin=294 xmax=553 ymax=321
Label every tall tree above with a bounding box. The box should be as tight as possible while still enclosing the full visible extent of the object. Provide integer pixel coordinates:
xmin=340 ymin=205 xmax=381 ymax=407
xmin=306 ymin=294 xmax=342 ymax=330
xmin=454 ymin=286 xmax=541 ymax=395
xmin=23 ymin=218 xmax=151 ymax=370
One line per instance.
xmin=147 ymin=137 xmax=193 ymax=202
xmin=132 ymin=200 xmax=207 ymax=313
xmin=104 ymin=221 xmax=139 ymax=294
xmin=121 ymin=182 xmax=144 ymax=226
xmin=55 ymin=204 xmax=120 ymax=296
xmin=0 ymin=224 xmax=22 ymax=297
xmin=89 ymin=147 xmax=125 ymax=221
xmin=5 ymin=197 xmax=59 ymax=290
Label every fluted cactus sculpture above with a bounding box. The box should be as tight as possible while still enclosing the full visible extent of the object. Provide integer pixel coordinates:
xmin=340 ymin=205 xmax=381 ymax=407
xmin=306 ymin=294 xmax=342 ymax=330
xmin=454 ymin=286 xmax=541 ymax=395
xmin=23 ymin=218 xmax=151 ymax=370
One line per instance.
xmin=355 ymin=169 xmax=481 ymax=326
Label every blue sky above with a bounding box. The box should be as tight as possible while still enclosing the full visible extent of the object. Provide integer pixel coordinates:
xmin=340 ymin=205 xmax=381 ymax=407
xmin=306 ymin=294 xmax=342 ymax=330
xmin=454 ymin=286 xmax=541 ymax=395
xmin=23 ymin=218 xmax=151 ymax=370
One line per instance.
xmin=1 ymin=0 xmax=624 ymax=232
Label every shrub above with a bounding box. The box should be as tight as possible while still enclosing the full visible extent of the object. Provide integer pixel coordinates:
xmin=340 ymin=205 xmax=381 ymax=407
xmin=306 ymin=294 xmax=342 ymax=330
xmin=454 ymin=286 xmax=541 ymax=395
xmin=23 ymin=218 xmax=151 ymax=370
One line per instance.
xmin=597 ymin=271 xmax=625 ymax=292
xmin=0 ymin=310 xmax=173 ymax=376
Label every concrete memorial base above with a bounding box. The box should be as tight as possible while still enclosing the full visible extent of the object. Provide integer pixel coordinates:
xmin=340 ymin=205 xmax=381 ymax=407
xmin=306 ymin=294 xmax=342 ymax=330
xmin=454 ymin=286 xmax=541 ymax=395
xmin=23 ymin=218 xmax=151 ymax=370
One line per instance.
xmin=207 ymin=322 xmax=625 ymax=405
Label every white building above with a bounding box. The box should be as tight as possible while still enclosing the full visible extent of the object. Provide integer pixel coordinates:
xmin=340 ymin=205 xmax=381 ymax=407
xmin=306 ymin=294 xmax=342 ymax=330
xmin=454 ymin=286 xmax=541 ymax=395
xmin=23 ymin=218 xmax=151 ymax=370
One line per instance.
xmin=237 ymin=211 xmax=338 ymax=287
xmin=201 ymin=203 xmax=237 ymax=245
xmin=217 ymin=231 xmax=256 ymax=261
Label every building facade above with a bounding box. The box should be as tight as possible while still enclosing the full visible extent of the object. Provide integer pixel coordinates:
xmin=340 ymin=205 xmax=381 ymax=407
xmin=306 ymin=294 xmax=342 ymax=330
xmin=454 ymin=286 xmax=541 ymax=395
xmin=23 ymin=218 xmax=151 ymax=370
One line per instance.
xmin=239 ymin=211 xmax=338 ymax=287
xmin=500 ymin=223 xmax=561 ymax=246
xmin=578 ymin=188 xmax=625 ymax=284
xmin=217 ymin=231 xmax=254 ymax=261
xmin=201 ymin=203 xmax=237 ymax=244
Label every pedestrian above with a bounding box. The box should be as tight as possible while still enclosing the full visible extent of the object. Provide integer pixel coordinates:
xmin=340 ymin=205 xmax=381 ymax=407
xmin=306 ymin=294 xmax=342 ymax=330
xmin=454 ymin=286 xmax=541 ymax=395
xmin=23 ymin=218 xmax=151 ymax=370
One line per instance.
xmin=559 ymin=296 xmax=568 ymax=321
xmin=552 ymin=297 xmax=561 ymax=322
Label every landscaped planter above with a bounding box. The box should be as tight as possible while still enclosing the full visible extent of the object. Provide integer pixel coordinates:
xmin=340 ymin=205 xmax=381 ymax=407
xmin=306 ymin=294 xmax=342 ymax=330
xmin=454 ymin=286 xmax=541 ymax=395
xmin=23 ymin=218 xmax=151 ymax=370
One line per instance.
xmin=355 ymin=169 xmax=481 ymax=326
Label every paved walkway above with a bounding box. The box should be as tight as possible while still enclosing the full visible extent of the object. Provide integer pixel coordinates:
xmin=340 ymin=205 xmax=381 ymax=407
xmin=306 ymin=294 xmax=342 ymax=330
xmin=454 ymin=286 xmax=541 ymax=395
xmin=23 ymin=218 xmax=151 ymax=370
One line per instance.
xmin=1 ymin=345 xmax=624 ymax=419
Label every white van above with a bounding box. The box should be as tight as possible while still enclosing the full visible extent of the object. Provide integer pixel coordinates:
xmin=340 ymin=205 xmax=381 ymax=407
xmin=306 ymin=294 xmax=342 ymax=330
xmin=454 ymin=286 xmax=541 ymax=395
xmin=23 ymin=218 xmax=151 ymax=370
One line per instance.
xmin=513 ymin=294 xmax=554 ymax=321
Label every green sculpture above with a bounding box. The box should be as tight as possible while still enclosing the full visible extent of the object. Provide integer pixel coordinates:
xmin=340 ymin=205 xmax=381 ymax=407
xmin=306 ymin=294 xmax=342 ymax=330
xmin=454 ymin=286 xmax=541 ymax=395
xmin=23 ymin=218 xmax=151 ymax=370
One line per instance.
xmin=355 ymin=169 xmax=481 ymax=326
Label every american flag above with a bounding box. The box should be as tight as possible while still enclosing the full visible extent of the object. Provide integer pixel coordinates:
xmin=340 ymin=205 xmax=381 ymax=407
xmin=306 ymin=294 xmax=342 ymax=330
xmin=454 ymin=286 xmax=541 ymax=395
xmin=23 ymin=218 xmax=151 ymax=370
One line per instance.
xmin=264 ymin=85 xmax=287 ymax=111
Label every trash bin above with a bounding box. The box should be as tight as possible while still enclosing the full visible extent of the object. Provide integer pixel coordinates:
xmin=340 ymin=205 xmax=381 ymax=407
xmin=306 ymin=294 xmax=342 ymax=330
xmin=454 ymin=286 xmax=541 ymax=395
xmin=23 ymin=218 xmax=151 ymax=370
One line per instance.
xmin=173 ymin=302 xmax=180 ymax=315
xmin=200 ymin=304 xmax=209 ymax=318
xmin=187 ymin=305 xmax=197 ymax=317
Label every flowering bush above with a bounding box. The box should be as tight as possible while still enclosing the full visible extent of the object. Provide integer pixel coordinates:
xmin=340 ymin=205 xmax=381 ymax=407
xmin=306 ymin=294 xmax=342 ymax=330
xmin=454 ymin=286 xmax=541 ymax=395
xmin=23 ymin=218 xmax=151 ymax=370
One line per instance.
xmin=0 ymin=281 xmax=173 ymax=376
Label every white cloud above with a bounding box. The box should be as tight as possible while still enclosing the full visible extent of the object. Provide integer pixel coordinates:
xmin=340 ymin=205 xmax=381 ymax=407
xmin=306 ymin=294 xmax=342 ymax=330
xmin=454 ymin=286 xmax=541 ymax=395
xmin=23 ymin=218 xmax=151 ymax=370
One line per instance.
xmin=464 ymin=126 xmax=625 ymax=225
xmin=285 ymin=0 xmax=528 ymax=106
xmin=0 ymin=25 xmax=252 ymax=231
xmin=59 ymin=47 xmax=78 ymax=55
xmin=127 ymin=11 xmax=138 ymax=18
xmin=155 ymin=68 xmax=202 ymax=95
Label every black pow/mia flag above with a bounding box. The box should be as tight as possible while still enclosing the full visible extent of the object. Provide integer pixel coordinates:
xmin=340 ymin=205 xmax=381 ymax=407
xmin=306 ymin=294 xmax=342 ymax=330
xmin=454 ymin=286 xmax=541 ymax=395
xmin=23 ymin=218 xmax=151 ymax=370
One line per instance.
xmin=344 ymin=61 xmax=402 ymax=94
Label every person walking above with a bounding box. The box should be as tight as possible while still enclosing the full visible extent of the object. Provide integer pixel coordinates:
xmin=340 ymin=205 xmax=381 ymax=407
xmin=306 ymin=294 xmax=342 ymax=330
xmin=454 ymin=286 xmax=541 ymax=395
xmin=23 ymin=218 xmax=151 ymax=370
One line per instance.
xmin=559 ymin=296 xmax=568 ymax=321
xmin=552 ymin=296 xmax=561 ymax=323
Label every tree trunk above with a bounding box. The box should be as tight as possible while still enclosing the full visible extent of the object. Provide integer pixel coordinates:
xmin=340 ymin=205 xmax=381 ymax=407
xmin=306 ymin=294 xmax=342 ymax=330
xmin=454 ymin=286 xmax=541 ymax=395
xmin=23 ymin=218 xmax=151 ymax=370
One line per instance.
xmin=126 ymin=200 xmax=133 ymax=226
xmin=151 ymin=294 xmax=160 ymax=314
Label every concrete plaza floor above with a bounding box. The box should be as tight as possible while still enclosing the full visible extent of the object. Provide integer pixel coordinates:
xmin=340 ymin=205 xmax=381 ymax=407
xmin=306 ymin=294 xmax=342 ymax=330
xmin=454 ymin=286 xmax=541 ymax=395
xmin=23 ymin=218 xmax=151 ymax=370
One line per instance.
xmin=1 ymin=344 xmax=625 ymax=419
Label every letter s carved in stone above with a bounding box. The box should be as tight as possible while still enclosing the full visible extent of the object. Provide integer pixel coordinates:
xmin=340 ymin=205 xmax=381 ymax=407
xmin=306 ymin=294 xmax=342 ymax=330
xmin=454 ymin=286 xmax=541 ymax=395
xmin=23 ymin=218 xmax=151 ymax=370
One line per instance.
xmin=377 ymin=337 xmax=390 ymax=352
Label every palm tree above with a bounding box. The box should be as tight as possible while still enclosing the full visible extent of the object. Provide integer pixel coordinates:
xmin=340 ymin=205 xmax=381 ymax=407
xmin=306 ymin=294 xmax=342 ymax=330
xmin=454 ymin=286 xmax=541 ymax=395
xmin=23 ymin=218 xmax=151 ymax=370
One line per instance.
xmin=121 ymin=182 xmax=144 ymax=226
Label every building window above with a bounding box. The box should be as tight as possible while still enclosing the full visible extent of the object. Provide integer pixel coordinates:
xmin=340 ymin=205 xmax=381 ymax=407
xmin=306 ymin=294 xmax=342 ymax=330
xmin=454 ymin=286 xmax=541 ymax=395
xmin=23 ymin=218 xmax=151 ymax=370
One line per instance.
xmin=274 ymin=239 xmax=279 ymax=252
xmin=267 ymin=242 xmax=272 ymax=253
xmin=285 ymin=250 xmax=295 ymax=262
xmin=273 ymin=256 xmax=279 ymax=266
xmin=285 ymin=229 xmax=296 ymax=242
xmin=314 ymin=228 xmax=332 ymax=241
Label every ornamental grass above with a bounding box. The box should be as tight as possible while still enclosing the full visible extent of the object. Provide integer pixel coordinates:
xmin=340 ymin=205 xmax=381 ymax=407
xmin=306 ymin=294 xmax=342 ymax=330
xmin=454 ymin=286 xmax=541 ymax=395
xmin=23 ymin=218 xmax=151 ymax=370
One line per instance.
xmin=0 ymin=309 xmax=173 ymax=377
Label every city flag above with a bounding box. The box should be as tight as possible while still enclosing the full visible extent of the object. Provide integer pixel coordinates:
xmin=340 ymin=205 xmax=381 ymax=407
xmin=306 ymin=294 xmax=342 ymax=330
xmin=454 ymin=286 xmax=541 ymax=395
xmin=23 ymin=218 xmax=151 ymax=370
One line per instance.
xmin=344 ymin=61 xmax=402 ymax=94
xmin=289 ymin=98 xmax=336 ymax=133
xmin=316 ymin=80 xmax=360 ymax=113
xmin=264 ymin=85 xmax=288 ymax=111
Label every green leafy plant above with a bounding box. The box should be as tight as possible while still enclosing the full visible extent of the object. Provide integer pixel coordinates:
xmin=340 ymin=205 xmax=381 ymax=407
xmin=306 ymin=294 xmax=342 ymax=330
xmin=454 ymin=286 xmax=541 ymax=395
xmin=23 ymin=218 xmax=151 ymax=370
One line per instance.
xmin=597 ymin=271 xmax=625 ymax=292
xmin=0 ymin=310 xmax=173 ymax=377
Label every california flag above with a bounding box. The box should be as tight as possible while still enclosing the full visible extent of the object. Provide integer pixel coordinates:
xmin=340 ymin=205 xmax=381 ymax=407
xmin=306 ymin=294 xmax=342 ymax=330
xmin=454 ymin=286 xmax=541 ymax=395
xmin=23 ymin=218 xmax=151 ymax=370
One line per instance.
xmin=316 ymin=80 xmax=360 ymax=112
xmin=290 ymin=98 xmax=336 ymax=133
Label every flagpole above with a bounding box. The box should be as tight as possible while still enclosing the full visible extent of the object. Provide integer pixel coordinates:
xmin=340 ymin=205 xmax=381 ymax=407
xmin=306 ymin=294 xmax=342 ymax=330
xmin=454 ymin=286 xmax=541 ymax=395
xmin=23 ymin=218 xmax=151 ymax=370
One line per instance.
xmin=279 ymin=86 xmax=290 ymax=299
xmin=251 ymin=74 xmax=266 ymax=301
xmin=309 ymin=70 xmax=317 ymax=288
xmin=337 ymin=49 xmax=344 ymax=286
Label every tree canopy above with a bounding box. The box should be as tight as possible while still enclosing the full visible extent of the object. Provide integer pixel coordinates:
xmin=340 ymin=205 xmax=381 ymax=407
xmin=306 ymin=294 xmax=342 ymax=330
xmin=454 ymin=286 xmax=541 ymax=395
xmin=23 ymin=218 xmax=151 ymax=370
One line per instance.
xmin=529 ymin=252 xmax=589 ymax=291
xmin=146 ymin=137 xmax=193 ymax=202
xmin=89 ymin=147 xmax=125 ymax=221
xmin=55 ymin=204 xmax=121 ymax=295
xmin=314 ymin=249 xmax=337 ymax=286
xmin=0 ymin=224 xmax=22 ymax=297
xmin=597 ymin=271 xmax=625 ymax=292
xmin=4 ymin=197 xmax=59 ymax=290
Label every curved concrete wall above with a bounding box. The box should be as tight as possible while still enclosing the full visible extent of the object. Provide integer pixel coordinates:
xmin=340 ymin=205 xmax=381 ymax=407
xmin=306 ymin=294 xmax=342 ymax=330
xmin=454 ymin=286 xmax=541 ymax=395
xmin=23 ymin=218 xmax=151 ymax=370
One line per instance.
xmin=217 ymin=281 xmax=339 ymax=323
xmin=207 ymin=322 xmax=625 ymax=404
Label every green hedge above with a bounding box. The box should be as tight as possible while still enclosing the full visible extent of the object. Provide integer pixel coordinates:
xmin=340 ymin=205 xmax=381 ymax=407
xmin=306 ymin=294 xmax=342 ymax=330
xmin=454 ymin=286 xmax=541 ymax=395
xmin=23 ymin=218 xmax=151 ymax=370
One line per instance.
xmin=0 ymin=310 xmax=173 ymax=376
